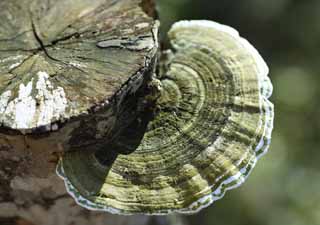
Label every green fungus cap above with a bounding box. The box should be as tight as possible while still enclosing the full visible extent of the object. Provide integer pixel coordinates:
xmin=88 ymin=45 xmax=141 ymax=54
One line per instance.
xmin=57 ymin=20 xmax=274 ymax=215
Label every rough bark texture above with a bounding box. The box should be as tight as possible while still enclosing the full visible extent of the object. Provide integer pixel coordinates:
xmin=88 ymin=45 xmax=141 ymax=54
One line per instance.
xmin=0 ymin=0 xmax=179 ymax=224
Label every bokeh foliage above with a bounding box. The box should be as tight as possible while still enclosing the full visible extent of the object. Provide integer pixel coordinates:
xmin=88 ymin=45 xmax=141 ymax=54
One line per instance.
xmin=157 ymin=0 xmax=320 ymax=225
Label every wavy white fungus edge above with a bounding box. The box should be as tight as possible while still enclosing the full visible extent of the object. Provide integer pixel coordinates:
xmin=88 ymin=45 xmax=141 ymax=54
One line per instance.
xmin=0 ymin=71 xmax=68 ymax=132
xmin=56 ymin=20 xmax=274 ymax=215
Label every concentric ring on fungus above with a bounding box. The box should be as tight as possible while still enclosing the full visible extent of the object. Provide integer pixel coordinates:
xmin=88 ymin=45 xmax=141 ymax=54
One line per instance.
xmin=57 ymin=20 xmax=274 ymax=215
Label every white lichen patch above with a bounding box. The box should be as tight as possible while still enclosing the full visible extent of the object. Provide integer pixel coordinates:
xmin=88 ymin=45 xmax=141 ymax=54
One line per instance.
xmin=135 ymin=22 xmax=149 ymax=29
xmin=0 ymin=55 xmax=25 ymax=70
xmin=0 ymin=71 xmax=68 ymax=131
xmin=9 ymin=62 xmax=23 ymax=70
xmin=35 ymin=71 xmax=68 ymax=129
xmin=0 ymin=91 xmax=11 ymax=113
xmin=69 ymin=61 xmax=87 ymax=68
xmin=0 ymin=91 xmax=12 ymax=122
xmin=97 ymin=35 xmax=155 ymax=51
xmin=2 ymin=80 xmax=36 ymax=130
xmin=0 ymin=55 xmax=24 ymax=63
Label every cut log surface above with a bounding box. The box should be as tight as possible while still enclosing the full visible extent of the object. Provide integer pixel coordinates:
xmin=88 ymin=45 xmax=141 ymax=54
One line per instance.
xmin=0 ymin=0 xmax=160 ymax=224
xmin=0 ymin=0 xmax=157 ymax=133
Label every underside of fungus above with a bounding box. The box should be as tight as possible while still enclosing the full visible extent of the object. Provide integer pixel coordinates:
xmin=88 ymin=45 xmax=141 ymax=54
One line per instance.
xmin=57 ymin=20 xmax=274 ymax=214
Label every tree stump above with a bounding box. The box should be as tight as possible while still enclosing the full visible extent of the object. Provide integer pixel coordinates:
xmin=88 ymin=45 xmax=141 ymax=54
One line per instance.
xmin=0 ymin=0 xmax=274 ymax=223
xmin=0 ymin=0 xmax=164 ymax=224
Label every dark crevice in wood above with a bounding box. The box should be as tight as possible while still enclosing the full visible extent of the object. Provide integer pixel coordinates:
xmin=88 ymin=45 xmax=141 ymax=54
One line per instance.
xmin=50 ymin=32 xmax=81 ymax=46
xmin=30 ymin=20 xmax=90 ymax=76
xmin=0 ymin=48 xmax=40 ymax=52
xmin=31 ymin=20 xmax=60 ymax=63
xmin=29 ymin=18 xmax=89 ymax=73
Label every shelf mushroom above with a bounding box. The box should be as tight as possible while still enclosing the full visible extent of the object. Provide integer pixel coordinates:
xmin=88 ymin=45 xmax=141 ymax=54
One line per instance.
xmin=57 ymin=20 xmax=274 ymax=214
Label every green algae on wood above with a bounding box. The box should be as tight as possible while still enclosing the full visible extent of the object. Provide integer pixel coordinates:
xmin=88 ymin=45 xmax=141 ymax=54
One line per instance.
xmin=58 ymin=20 xmax=274 ymax=214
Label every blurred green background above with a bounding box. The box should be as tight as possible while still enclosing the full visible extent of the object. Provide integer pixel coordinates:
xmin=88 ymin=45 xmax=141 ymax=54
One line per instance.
xmin=155 ymin=0 xmax=320 ymax=225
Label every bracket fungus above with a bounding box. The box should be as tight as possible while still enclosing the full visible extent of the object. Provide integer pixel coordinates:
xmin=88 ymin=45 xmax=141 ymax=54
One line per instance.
xmin=57 ymin=20 xmax=274 ymax=214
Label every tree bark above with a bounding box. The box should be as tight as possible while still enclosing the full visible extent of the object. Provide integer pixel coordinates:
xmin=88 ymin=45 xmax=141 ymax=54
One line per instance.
xmin=0 ymin=0 xmax=188 ymax=224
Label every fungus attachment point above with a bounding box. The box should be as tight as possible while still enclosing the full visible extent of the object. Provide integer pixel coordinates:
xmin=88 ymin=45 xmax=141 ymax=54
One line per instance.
xmin=57 ymin=20 xmax=274 ymax=215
